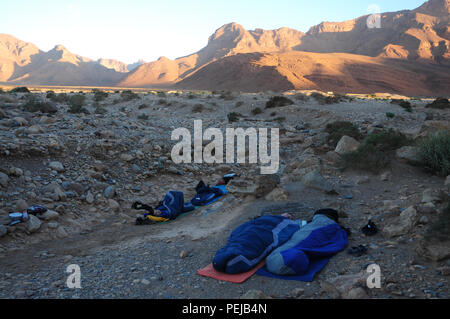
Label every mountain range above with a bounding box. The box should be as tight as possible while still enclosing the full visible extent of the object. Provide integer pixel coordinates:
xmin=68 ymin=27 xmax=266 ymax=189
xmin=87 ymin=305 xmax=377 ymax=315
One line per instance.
xmin=0 ymin=0 xmax=449 ymax=95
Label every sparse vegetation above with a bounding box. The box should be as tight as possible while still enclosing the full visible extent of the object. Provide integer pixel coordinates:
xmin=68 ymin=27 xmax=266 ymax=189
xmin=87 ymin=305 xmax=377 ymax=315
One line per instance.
xmin=294 ymin=93 xmax=309 ymax=102
xmin=251 ymin=107 xmax=263 ymax=115
xmin=22 ymin=95 xmax=57 ymax=113
xmin=227 ymin=112 xmax=242 ymax=123
xmin=192 ymin=104 xmax=204 ymax=113
xmin=426 ymin=98 xmax=449 ymax=110
xmin=418 ymin=130 xmax=450 ymax=176
xmin=266 ymin=96 xmax=294 ymax=108
xmin=138 ymin=114 xmax=149 ymax=121
xmin=386 ymin=112 xmax=395 ymax=119
xmin=68 ymin=94 xmax=89 ymax=114
xmin=0 ymin=88 xmax=4 ymax=94
xmin=391 ymin=99 xmax=413 ymax=112
xmin=121 ymin=90 xmax=140 ymax=101
xmin=235 ymin=101 xmax=244 ymax=107
xmin=10 ymin=87 xmax=30 ymax=93
xmin=325 ymin=121 xmax=362 ymax=147
xmin=157 ymin=91 xmax=166 ymax=98
xmin=340 ymin=129 xmax=409 ymax=172
xmin=93 ymin=89 xmax=108 ymax=102
xmin=95 ymin=106 xmax=107 ymax=114
xmin=311 ymin=92 xmax=345 ymax=105
xmin=138 ymin=104 xmax=149 ymax=110
xmin=219 ymin=91 xmax=235 ymax=101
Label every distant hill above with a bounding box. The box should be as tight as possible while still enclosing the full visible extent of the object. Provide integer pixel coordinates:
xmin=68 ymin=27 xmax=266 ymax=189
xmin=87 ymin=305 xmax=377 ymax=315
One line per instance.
xmin=0 ymin=0 xmax=448 ymax=95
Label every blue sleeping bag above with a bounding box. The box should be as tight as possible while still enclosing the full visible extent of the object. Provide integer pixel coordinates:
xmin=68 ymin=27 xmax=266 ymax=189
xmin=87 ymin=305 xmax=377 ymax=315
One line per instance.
xmin=191 ymin=184 xmax=227 ymax=206
xmin=263 ymin=214 xmax=348 ymax=280
xmin=213 ymin=216 xmax=300 ymax=274
xmin=155 ymin=191 xmax=195 ymax=220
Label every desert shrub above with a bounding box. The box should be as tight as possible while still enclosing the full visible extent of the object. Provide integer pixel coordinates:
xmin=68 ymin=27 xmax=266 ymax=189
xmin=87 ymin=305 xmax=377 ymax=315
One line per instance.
xmin=121 ymin=90 xmax=140 ymax=101
xmin=10 ymin=87 xmax=30 ymax=93
xmin=294 ymin=93 xmax=309 ymax=102
xmin=426 ymin=98 xmax=449 ymax=110
xmin=157 ymin=91 xmax=166 ymax=98
xmin=157 ymin=99 xmax=167 ymax=105
xmin=46 ymin=91 xmax=56 ymax=99
xmin=192 ymin=104 xmax=204 ymax=113
xmin=0 ymin=88 xmax=4 ymax=94
xmin=112 ymin=98 xmax=121 ymax=105
xmin=93 ymin=89 xmax=108 ymax=102
xmin=274 ymin=117 xmax=286 ymax=123
xmin=270 ymin=112 xmax=277 ymax=117
xmin=325 ymin=121 xmax=362 ymax=147
xmin=138 ymin=114 xmax=149 ymax=121
xmin=391 ymin=99 xmax=413 ymax=112
xmin=68 ymin=94 xmax=88 ymax=114
xmin=138 ymin=104 xmax=149 ymax=110
xmin=115 ymin=90 xmax=120 ymax=94
xmin=425 ymin=203 xmax=450 ymax=242
xmin=251 ymin=107 xmax=263 ymax=115
xmin=95 ymin=106 xmax=107 ymax=114
xmin=235 ymin=101 xmax=244 ymax=107
xmin=418 ymin=130 xmax=450 ymax=176
xmin=219 ymin=91 xmax=235 ymax=101
xmin=311 ymin=92 xmax=343 ymax=105
xmin=340 ymin=129 xmax=409 ymax=172
xmin=22 ymin=95 xmax=57 ymax=113
xmin=48 ymin=93 xmax=69 ymax=103
xmin=266 ymin=96 xmax=294 ymax=108
xmin=227 ymin=112 xmax=242 ymax=123
xmin=386 ymin=112 xmax=395 ymax=119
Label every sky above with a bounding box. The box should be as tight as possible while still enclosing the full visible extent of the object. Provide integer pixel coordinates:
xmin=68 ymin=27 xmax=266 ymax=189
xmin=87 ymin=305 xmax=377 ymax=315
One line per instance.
xmin=0 ymin=0 xmax=426 ymax=64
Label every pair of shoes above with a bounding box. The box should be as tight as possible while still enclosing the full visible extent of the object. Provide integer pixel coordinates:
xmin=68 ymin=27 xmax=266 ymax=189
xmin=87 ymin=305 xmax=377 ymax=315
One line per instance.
xmin=362 ymin=220 xmax=378 ymax=236
xmin=348 ymin=245 xmax=368 ymax=257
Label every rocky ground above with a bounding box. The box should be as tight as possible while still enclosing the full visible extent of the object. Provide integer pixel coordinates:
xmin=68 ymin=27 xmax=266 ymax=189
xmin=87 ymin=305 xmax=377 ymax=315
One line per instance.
xmin=0 ymin=88 xmax=449 ymax=299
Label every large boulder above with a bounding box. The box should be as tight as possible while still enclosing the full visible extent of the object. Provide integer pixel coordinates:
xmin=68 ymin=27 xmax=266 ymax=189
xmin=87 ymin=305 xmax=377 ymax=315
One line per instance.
xmin=301 ymin=170 xmax=334 ymax=193
xmin=335 ymin=136 xmax=360 ymax=155
xmin=382 ymin=206 xmax=418 ymax=238
xmin=228 ymin=175 xmax=279 ymax=198
xmin=396 ymin=146 xmax=420 ymax=165
xmin=417 ymin=241 xmax=450 ymax=261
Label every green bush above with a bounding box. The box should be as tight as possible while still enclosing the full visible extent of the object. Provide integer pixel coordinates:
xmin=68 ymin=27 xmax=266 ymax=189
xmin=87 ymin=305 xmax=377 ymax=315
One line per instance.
xmin=157 ymin=91 xmax=166 ymax=98
xmin=219 ymin=91 xmax=235 ymax=100
xmin=391 ymin=99 xmax=413 ymax=112
xmin=95 ymin=106 xmax=107 ymax=114
xmin=46 ymin=91 xmax=56 ymax=99
xmin=294 ymin=93 xmax=309 ymax=102
xmin=93 ymin=89 xmax=108 ymax=102
xmin=49 ymin=93 xmax=69 ymax=103
xmin=418 ymin=130 xmax=450 ymax=176
xmin=0 ymin=87 xmax=4 ymax=94
xmin=121 ymin=90 xmax=140 ymax=101
xmin=10 ymin=87 xmax=30 ymax=93
xmin=138 ymin=114 xmax=149 ymax=121
xmin=192 ymin=104 xmax=204 ymax=113
xmin=235 ymin=101 xmax=244 ymax=107
xmin=68 ymin=94 xmax=88 ymax=114
xmin=426 ymin=98 xmax=449 ymax=110
xmin=386 ymin=112 xmax=395 ymax=119
xmin=325 ymin=121 xmax=362 ymax=147
xmin=311 ymin=92 xmax=343 ymax=105
xmin=340 ymin=129 xmax=409 ymax=172
xmin=227 ymin=112 xmax=242 ymax=123
xmin=266 ymin=96 xmax=294 ymax=108
xmin=251 ymin=107 xmax=263 ymax=115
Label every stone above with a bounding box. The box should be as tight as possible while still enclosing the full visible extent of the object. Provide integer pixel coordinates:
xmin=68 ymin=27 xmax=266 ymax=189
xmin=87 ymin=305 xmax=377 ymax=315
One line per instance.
xmin=228 ymin=175 xmax=279 ymax=198
xmin=49 ymin=161 xmax=65 ymax=173
xmin=26 ymin=214 xmax=42 ymax=233
xmin=0 ymin=172 xmax=8 ymax=187
xmin=180 ymin=251 xmax=188 ymax=259
xmin=0 ymin=225 xmax=7 ymax=237
xmin=120 ymin=153 xmax=134 ymax=162
xmin=396 ymin=146 xmax=420 ymax=165
xmin=67 ymin=183 xmax=85 ymax=196
xmin=240 ymin=290 xmax=268 ymax=299
xmin=301 ymin=170 xmax=334 ymax=193
xmin=264 ymin=187 xmax=289 ymax=202
xmin=47 ymin=222 xmax=59 ymax=229
xmin=335 ymin=136 xmax=360 ymax=155
xmin=417 ymin=241 xmax=450 ymax=261
xmin=39 ymin=210 xmax=59 ymax=221
xmin=108 ymin=199 xmax=120 ymax=212
xmin=56 ymin=226 xmax=68 ymax=239
xmin=86 ymin=192 xmax=94 ymax=204
xmin=445 ymin=176 xmax=450 ymax=189
xmin=344 ymin=287 xmax=369 ymax=299
xmin=104 ymin=186 xmax=116 ymax=199
xmin=323 ymin=272 xmax=369 ymax=299
xmin=382 ymin=206 xmax=418 ymax=238
xmin=380 ymin=171 xmax=392 ymax=181
xmin=422 ymin=188 xmax=441 ymax=204
xmin=15 ymin=199 xmax=28 ymax=211
xmin=28 ymin=124 xmax=43 ymax=134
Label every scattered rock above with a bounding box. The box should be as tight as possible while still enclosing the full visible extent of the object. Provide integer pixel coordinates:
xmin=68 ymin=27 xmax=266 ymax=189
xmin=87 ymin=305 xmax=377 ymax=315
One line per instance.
xmin=39 ymin=210 xmax=59 ymax=221
xmin=108 ymin=199 xmax=120 ymax=212
xmin=15 ymin=199 xmax=28 ymax=212
xmin=0 ymin=172 xmax=8 ymax=187
xmin=382 ymin=206 xmax=418 ymax=238
xmin=56 ymin=226 xmax=68 ymax=239
xmin=26 ymin=214 xmax=42 ymax=233
xmin=335 ymin=136 xmax=360 ymax=155
xmin=264 ymin=187 xmax=289 ymax=202
xmin=422 ymin=189 xmax=441 ymax=204
xmin=104 ymin=186 xmax=116 ymax=199
xmin=49 ymin=161 xmax=65 ymax=173
xmin=0 ymin=225 xmax=7 ymax=237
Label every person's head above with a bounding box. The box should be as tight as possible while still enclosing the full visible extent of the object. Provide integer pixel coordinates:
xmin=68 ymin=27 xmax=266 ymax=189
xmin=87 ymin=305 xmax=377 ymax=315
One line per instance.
xmin=314 ymin=209 xmax=339 ymax=223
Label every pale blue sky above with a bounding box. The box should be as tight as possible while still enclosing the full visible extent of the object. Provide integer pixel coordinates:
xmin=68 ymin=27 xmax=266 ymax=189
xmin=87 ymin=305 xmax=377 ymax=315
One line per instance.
xmin=0 ymin=0 xmax=426 ymax=64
